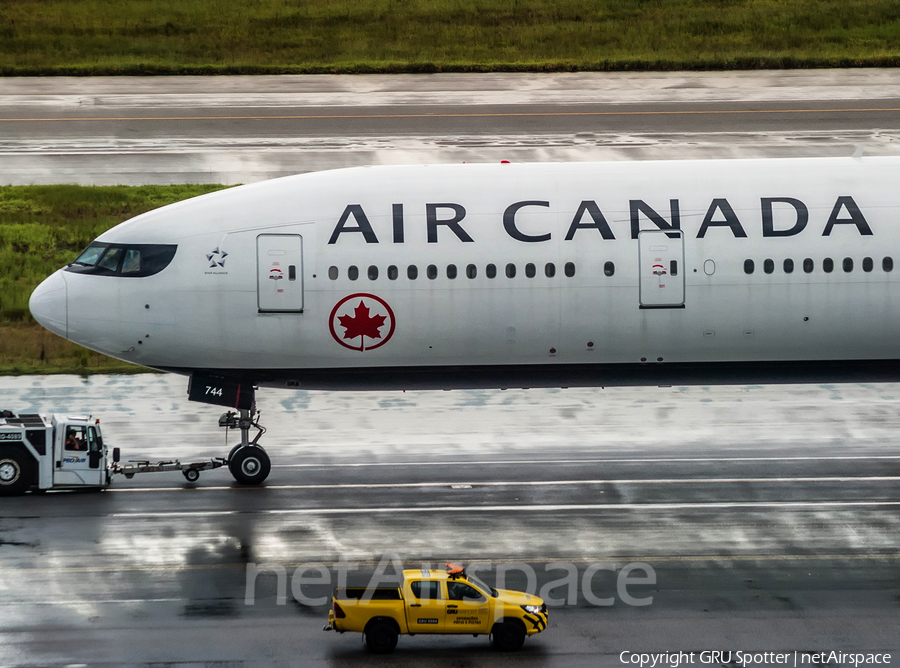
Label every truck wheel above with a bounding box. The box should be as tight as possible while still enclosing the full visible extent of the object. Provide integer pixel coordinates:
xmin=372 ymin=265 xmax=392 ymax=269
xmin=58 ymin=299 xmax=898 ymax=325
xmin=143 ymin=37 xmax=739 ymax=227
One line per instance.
xmin=364 ymin=621 xmax=398 ymax=654
xmin=228 ymin=446 xmax=271 ymax=485
xmin=491 ymin=620 xmax=526 ymax=651
xmin=0 ymin=447 xmax=33 ymax=496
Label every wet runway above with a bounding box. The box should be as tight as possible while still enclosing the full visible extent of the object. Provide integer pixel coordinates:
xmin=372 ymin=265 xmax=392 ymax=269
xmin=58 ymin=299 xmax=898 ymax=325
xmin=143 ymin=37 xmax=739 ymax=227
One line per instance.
xmin=2 ymin=70 xmax=900 ymax=185
xmin=0 ymin=375 xmax=897 ymax=666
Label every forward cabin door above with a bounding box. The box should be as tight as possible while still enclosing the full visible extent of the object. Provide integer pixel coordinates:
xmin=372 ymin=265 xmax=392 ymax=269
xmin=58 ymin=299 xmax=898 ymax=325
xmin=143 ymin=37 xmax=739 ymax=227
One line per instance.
xmin=638 ymin=230 xmax=685 ymax=308
xmin=257 ymin=234 xmax=304 ymax=313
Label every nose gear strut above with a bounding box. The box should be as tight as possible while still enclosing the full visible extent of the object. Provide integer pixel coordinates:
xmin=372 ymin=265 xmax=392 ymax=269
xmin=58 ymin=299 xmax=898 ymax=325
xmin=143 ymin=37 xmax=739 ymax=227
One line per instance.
xmin=218 ymin=404 xmax=271 ymax=485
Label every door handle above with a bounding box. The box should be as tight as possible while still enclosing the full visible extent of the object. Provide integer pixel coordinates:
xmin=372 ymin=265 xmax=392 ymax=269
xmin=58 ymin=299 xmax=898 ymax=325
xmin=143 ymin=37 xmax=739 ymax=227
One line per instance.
xmin=447 ymin=605 xmax=458 ymax=609
xmin=410 ymin=603 xmax=421 ymax=608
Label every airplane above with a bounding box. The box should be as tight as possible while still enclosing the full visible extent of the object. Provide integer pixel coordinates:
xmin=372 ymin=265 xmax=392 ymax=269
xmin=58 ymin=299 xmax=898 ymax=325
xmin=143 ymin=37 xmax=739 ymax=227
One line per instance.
xmin=28 ymin=155 xmax=900 ymax=485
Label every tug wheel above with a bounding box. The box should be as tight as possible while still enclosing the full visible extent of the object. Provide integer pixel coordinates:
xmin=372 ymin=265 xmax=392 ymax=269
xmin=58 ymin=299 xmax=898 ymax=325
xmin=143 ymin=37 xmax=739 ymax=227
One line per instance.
xmin=0 ymin=447 xmax=33 ymax=496
xmin=183 ymin=468 xmax=200 ymax=483
xmin=228 ymin=446 xmax=271 ymax=485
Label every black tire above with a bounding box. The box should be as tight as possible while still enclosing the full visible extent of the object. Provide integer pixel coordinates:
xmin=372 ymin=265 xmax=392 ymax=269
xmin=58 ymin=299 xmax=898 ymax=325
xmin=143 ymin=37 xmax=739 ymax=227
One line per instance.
xmin=491 ymin=620 xmax=526 ymax=651
xmin=0 ymin=447 xmax=34 ymax=496
xmin=183 ymin=468 xmax=200 ymax=483
xmin=365 ymin=621 xmax=399 ymax=654
xmin=227 ymin=443 xmax=243 ymax=462
xmin=228 ymin=446 xmax=271 ymax=485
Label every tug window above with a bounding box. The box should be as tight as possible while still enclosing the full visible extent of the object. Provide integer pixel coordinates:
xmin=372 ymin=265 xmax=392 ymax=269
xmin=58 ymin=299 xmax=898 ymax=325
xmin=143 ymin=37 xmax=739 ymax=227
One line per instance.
xmin=447 ymin=264 xmax=457 ymax=279
xmin=803 ymin=258 xmax=814 ymax=273
xmin=407 ymin=265 xmax=418 ymax=280
xmin=862 ymin=257 xmax=873 ymax=273
xmin=564 ymin=262 xmax=576 ymax=277
xmin=744 ymin=259 xmax=755 ymax=274
xmin=783 ymin=259 xmax=794 ymax=274
xmin=486 ymin=264 xmax=497 ymax=279
xmin=604 ymin=261 xmax=615 ymax=277
xmin=525 ymin=263 xmax=536 ymax=278
xmin=427 ymin=264 xmax=438 ymax=280
xmin=506 ymin=263 xmax=516 ymax=278
xmin=347 ymin=265 xmax=359 ymax=281
xmin=823 ymin=258 xmax=834 ymax=273
xmin=545 ymin=263 xmax=556 ymax=278
xmin=367 ymin=265 xmax=378 ymax=280
xmin=328 ymin=266 xmax=339 ymax=280
xmin=388 ymin=265 xmax=399 ymax=280
xmin=883 ymin=257 xmax=893 ymax=272
xmin=466 ymin=264 xmax=477 ymax=279
xmin=842 ymin=257 xmax=853 ymax=273
xmin=763 ymin=259 xmax=774 ymax=274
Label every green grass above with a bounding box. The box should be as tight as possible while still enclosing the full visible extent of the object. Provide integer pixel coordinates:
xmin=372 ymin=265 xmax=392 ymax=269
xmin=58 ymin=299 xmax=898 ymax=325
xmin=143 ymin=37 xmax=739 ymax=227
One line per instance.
xmin=1 ymin=0 xmax=899 ymax=74
xmin=0 ymin=184 xmax=229 ymax=375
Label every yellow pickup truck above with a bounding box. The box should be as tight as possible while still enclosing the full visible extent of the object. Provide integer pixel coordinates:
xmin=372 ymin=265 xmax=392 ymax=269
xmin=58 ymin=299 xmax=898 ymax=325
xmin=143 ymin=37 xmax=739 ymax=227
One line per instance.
xmin=323 ymin=563 xmax=548 ymax=653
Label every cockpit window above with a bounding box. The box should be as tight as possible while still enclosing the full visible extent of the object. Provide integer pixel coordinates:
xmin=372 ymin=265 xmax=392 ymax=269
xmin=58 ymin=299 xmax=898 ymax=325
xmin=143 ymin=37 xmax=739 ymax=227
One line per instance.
xmin=66 ymin=243 xmax=177 ymax=278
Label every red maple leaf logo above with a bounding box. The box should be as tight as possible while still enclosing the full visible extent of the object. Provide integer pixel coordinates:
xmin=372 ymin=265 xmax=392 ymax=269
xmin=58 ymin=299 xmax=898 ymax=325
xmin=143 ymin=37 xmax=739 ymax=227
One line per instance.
xmin=338 ymin=300 xmax=387 ymax=343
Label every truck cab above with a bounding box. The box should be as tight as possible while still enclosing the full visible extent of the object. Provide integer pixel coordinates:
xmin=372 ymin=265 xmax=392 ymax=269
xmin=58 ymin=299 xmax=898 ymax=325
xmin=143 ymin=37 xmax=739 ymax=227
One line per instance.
xmin=0 ymin=411 xmax=110 ymax=495
xmin=325 ymin=563 xmax=548 ymax=653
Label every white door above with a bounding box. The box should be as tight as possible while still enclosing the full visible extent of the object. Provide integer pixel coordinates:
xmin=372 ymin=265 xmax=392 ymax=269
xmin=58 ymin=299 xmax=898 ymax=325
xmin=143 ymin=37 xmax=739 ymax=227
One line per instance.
xmin=257 ymin=234 xmax=304 ymax=313
xmin=638 ymin=230 xmax=685 ymax=308
xmin=54 ymin=423 xmax=105 ymax=486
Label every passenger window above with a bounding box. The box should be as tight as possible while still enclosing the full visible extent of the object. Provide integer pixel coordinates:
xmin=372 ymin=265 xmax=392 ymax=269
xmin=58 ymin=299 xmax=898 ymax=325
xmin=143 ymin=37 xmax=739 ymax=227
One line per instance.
xmin=862 ymin=257 xmax=873 ymax=273
xmin=842 ymin=257 xmax=853 ymax=273
xmin=763 ymin=259 xmax=774 ymax=274
xmin=823 ymin=258 xmax=834 ymax=273
xmin=447 ymin=581 xmax=484 ymax=602
xmin=545 ymin=263 xmax=556 ymax=278
xmin=604 ymin=261 xmax=615 ymax=277
xmin=564 ymin=262 xmax=576 ymax=277
xmin=121 ymin=249 xmax=142 ymax=274
xmin=388 ymin=265 xmax=398 ymax=280
xmin=98 ymin=247 xmax=123 ymax=272
xmin=407 ymin=265 xmax=418 ymax=280
xmin=348 ymin=265 xmax=359 ymax=281
xmin=783 ymin=259 xmax=794 ymax=274
xmin=368 ymin=265 xmax=378 ymax=280
xmin=803 ymin=258 xmax=814 ymax=273
xmin=447 ymin=264 xmax=457 ymax=279
xmin=410 ymin=580 xmax=442 ymax=601
xmin=506 ymin=263 xmax=516 ymax=278
xmin=744 ymin=259 xmax=754 ymax=274
xmin=427 ymin=264 xmax=438 ymax=280
xmin=525 ymin=263 xmax=536 ymax=278
xmin=466 ymin=264 xmax=477 ymax=279
xmin=486 ymin=264 xmax=497 ymax=279
xmin=883 ymin=257 xmax=893 ymax=272
xmin=328 ymin=266 xmax=338 ymax=280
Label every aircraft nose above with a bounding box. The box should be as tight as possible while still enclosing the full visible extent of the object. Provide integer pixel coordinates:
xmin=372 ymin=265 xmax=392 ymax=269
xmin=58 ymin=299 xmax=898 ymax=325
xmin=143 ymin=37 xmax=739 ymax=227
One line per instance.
xmin=29 ymin=270 xmax=68 ymax=339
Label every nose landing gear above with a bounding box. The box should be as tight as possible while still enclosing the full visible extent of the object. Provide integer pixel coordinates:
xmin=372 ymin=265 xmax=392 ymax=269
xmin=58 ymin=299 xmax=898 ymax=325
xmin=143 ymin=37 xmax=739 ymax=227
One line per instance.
xmin=219 ymin=408 xmax=271 ymax=485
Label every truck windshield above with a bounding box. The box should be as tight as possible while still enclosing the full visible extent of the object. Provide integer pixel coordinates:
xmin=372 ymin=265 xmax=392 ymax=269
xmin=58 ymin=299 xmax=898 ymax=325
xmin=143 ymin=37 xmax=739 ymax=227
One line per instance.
xmin=466 ymin=574 xmax=497 ymax=597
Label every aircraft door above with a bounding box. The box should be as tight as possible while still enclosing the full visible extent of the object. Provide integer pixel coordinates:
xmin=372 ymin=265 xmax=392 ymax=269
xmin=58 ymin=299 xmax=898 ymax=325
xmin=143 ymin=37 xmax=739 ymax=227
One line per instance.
xmin=638 ymin=230 xmax=685 ymax=308
xmin=257 ymin=234 xmax=304 ymax=313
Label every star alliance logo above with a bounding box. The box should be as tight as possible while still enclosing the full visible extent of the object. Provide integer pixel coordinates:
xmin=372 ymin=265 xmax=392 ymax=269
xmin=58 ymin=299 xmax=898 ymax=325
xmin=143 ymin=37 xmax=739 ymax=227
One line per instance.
xmin=207 ymin=247 xmax=228 ymax=268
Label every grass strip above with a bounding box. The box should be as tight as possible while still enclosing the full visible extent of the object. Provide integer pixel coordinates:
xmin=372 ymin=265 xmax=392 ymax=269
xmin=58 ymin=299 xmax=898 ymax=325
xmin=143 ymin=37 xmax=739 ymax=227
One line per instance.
xmin=1 ymin=0 xmax=899 ymax=75
xmin=0 ymin=184 xmax=230 ymax=376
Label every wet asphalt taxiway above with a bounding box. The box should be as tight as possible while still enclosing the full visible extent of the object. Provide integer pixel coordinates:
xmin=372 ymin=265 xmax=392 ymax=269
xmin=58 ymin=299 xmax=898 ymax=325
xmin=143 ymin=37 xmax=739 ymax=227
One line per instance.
xmin=0 ymin=375 xmax=897 ymax=666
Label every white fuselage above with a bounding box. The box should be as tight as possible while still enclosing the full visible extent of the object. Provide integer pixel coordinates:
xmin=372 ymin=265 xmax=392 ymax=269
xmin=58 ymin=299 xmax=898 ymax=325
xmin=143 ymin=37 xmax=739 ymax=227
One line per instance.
xmin=29 ymin=157 xmax=900 ymax=390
